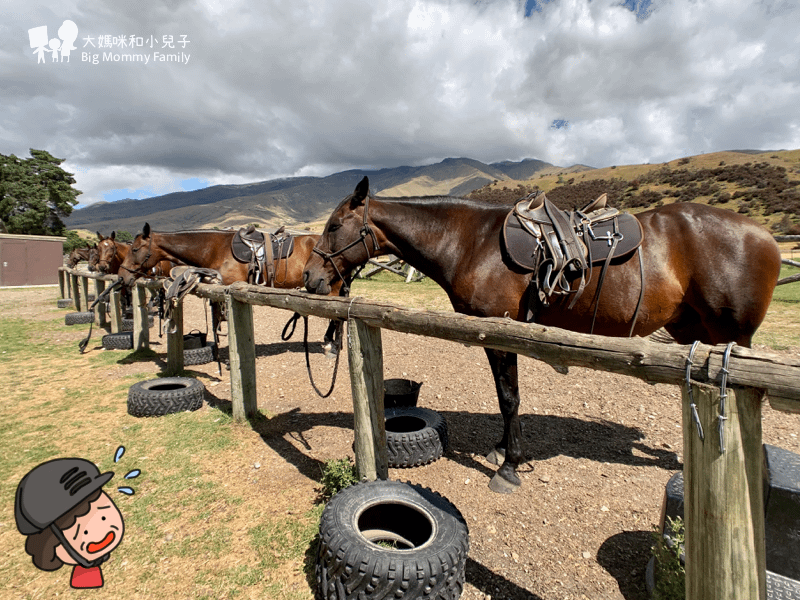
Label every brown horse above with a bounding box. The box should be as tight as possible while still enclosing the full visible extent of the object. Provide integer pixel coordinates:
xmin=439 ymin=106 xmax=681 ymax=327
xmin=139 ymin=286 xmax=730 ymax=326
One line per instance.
xmin=119 ymin=224 xmax=330 ymax=289
xmin=97 ymin=231 xmax=173 ymax=277
xmin=304 ymin=176 xmax=782 ymax=493
xmin=67 ymin=246 xmax=92 ymax=268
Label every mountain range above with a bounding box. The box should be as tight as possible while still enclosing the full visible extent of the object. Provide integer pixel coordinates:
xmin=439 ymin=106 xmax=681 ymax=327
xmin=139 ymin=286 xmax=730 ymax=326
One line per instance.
xmin=65 ymin=157 xmax=579 ymax=234
xmin=66 ymin=150 xmax=800 ymax=237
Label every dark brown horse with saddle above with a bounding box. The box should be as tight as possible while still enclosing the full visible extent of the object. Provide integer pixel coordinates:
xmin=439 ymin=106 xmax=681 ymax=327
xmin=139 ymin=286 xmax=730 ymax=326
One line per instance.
xmin=304 ymin=176 xmax=782 ymax=493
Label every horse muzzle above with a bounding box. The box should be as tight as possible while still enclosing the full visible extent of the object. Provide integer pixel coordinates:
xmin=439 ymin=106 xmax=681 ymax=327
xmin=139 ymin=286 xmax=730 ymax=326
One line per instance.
xmin=303 ymin=270 xmax=331 ymax=296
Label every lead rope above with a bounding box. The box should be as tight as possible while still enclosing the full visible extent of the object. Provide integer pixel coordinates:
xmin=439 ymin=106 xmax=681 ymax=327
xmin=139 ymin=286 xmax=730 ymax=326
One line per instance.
xmin=303 ymin=316 xmax=343 ymax=398
xmin=78 ymin=278 xmax=124 ymax=353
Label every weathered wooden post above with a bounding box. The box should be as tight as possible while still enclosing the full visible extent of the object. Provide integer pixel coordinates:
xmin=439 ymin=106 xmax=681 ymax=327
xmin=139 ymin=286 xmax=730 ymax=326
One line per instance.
xmin=165 ymin=299 xmax=184 ymax=376
xmin=70 ymin=274 xmax=82 ymax=311
xmin=94 ymin=279 xmax=107 ymax=328
xmin=682 ymin=381 xmax=766 ymax=600
xmin=132 ymin=283 xmax=150 ymax=351
xmin=80 ymin=276 xmax=90 ymax=313
xmin=226 ymin=294 xmax=257 ymax=420
xmin=109 ymin=288 xmax=123 ymax=334
xmin=347 ymin=317 xmax=388 ymax=482
xmin=58 ymin=269 xmax=67 ymax=299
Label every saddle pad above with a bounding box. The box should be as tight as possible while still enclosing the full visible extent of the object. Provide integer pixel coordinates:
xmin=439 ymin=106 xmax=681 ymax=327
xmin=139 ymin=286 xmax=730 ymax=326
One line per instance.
xmin=503 ymin=212 xmax=643 ymax=271
xmin=231 ymin=230 xmax=294 ymax=263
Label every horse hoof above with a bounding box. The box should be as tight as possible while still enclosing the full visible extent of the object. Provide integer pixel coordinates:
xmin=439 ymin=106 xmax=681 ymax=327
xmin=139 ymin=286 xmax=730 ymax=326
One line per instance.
xmin=322 ymin=342 xmax=339 ymax=360
xmin=488 ymin=472 xmax=520 ymax=494
xmin=486 ymin=448 xmax=505 ymax=466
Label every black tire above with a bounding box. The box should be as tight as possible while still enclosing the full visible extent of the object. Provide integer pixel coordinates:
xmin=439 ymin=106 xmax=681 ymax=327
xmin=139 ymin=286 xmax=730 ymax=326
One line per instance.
xmin=183 ymin=343 xmax=216 ymax=366
xmin=65 ymin=311 xmax=94 ymax=325
xmin=102 ymin=332 xmax=134 ymax=350
xmin=127 ymin=377 xmax=205 ymax=417
xmin=385 ymin=407 xmax=448 ymax=468
xmin=57 ymin=298 xmax=73 ymax=308
xmin=316 ymin=480 xmax=469 ymax=600
xmin=121 ymin=316 xmax=155 ymax=331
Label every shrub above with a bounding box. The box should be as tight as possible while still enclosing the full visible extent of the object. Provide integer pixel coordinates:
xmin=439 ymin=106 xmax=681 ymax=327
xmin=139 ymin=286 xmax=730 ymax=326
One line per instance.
xmin=651 ymin=516 xmax=685 ymax=599
xmin=319 ymin=457 xmax=358 ymax=499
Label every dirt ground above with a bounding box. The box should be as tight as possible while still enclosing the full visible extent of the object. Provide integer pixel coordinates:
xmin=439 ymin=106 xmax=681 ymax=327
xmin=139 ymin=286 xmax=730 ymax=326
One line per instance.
xmin=14 ymin=287 xmax=800 ymax=600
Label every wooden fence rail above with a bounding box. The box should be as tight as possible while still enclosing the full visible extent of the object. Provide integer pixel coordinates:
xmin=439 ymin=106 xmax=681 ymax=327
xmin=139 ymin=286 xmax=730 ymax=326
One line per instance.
xmin=58 ymin=266 xmax=800 ymax=599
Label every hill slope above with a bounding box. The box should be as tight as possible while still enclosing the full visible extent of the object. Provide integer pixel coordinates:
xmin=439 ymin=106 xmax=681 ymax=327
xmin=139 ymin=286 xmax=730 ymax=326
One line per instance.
xmin=468 ymin=150 xmax=800 ymax=234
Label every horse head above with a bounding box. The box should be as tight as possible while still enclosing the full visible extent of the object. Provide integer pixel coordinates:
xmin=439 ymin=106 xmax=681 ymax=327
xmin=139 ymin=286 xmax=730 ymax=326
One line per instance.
xmin=96 ymin=231 xmax=117 ymax=273
xmin=304 ymin=176 xmax=383 ymax=295
xmin=120 ymin=224 xmax=158 ymax=286
xmin=68 ymin=246 xmax=86 ymax=268
xmin=87 ymin=244 xmax=99 ymax=272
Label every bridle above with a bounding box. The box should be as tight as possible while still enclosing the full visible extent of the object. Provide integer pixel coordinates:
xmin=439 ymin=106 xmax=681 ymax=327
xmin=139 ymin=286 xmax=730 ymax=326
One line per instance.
xmin=118 ymin=235 xmax=154 ymax=280
xmin=312 ymin=194 xmax=379 ymax=293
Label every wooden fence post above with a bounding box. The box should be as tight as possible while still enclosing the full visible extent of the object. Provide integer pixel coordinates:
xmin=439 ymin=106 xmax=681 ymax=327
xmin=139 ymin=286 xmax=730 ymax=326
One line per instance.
xmin=682 ymin=382 xmax=766 ymax=600
xmin=347 ymin=317 xmax=388 ymax=482
xmin=132 ymin=284 xmax=150 ymax=351
xmin=165 ymin=299 xmax=184 ymax=375
xmin=71 ymin=275 xmax=81 ymax=311
xmin=80 ymin=276 xmax=89 ymax=313
xmin=94 ymin=279 xmax=107 ymax=328
xmin=59 ymin=269 xmax=67 ymax=299
xmin=226 ymin=294 xmax=257 ymax=420
xmin=109 ymin=289 xmax=122 ymax=334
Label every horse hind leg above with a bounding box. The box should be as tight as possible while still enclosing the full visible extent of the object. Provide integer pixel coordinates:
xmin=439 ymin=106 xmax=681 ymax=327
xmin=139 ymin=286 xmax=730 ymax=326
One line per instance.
xmin=484 ymin=349 xmax=524 ymax=494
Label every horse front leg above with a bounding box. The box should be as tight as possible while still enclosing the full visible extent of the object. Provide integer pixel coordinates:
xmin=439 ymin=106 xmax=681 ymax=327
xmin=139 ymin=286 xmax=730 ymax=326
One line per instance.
xmin=484 ymin=348 xmax=523 ymax=494
xmin=321 ymin=320 xmax=342 ymax=357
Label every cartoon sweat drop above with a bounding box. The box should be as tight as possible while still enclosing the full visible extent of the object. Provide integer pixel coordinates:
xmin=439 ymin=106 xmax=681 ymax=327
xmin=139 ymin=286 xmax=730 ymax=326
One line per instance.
xmin=14 ymin=458 xmax=125 ymax=589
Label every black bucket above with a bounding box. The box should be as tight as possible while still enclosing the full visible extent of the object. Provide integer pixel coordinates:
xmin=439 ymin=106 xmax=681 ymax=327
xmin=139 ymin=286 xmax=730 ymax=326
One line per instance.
xmin=384 ymin=379 xmax=422 ymax=409
xmin=183 ymin=331 xmax=208 ymax=350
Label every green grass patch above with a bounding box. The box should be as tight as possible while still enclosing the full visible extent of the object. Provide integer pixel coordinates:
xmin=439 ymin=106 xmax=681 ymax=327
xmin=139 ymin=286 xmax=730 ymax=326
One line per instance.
xmin=773 ymin=264 xmax=800 ymax=303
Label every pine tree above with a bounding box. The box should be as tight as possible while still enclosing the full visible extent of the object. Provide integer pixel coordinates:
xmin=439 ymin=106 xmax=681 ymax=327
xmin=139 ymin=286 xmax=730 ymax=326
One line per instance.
xmin=0 ymin=149 xmax=82 ymax=235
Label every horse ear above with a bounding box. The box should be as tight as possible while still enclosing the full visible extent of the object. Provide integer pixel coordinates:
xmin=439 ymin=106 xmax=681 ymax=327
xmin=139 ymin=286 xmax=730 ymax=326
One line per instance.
xmin=350 ymin=176 xmax=369 ymax=208
xmin=142 ymin=223 xmax=151 ymax=239
xmin=97 ymin=231 xmax=104 ymax=241
xmin=110 ymin=231 xmax=116 ymax=240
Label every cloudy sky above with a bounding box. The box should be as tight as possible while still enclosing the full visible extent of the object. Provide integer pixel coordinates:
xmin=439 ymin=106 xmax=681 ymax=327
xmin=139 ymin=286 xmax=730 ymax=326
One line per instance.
xmin=3 ymin=0 xmax=799 ymax=207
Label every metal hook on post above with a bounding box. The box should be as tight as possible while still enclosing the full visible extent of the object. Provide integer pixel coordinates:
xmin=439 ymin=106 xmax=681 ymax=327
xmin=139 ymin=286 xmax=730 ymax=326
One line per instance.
xmin=685 ymin=340 xmax=704 ymax=442
xmin=718 ymin=342 xmax=736 ymax=454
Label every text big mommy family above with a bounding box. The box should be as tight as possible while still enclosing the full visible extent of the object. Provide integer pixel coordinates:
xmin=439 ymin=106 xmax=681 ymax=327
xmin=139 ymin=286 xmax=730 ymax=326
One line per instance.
xmin=82 ymin=51 xmax=190 ymax=64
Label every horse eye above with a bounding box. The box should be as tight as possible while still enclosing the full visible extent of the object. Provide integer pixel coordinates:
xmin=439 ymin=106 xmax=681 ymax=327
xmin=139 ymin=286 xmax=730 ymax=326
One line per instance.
xmin=329 ymin=223 xmax=341 ymax=233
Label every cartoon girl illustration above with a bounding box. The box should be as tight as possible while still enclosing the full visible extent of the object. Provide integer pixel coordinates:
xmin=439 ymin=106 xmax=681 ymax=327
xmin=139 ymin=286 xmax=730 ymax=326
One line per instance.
xmin=14 ymin=458 xmax=125 ymax=589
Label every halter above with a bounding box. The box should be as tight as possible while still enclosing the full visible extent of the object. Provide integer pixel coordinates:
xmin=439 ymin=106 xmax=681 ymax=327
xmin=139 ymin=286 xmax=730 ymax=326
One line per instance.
xmin=312 ymin=194 xmax=380 ymax=293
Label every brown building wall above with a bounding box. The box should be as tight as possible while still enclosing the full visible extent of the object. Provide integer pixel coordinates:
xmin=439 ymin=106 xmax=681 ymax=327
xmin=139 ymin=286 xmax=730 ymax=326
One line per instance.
xmin=0 ymin=234 xmax=66 ymax=287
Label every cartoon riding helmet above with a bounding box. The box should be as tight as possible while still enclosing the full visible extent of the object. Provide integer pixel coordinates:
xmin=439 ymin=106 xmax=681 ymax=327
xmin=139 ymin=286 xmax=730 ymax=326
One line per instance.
xmin=14 ymin=458 xmax=118 ymax=576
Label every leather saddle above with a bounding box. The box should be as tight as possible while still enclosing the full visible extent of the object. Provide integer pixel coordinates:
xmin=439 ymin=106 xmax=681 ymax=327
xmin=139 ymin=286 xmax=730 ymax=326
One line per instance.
xmin=231 ymin=225 xmax=295 ymax=285
xmin=503 ymin=191 xmax=643 ymax=318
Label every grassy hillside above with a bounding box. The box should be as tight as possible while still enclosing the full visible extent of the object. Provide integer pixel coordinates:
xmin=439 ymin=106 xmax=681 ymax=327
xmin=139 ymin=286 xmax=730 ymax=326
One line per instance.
xmin=469 ymin=150 xmax=800 ymax=234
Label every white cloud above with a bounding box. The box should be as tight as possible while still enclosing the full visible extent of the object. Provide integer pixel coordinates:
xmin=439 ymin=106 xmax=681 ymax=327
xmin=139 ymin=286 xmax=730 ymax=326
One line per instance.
xmin=2 ymin=0 xmax=799 ymax=206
